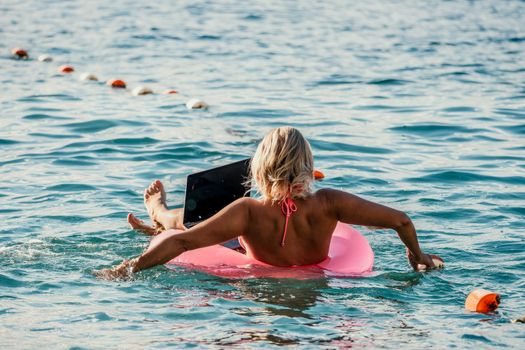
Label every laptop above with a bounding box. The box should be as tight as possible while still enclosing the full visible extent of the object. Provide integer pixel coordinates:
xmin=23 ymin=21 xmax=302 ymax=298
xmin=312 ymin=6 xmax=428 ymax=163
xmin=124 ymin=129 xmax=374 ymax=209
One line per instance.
xmin=182 ymin=158 xmax=251 ymax=229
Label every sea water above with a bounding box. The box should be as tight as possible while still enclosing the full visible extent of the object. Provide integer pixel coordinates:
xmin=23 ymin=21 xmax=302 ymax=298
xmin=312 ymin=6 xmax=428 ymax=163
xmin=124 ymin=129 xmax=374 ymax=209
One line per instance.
xmin=1 ymin=0 xmax=524 ymax=348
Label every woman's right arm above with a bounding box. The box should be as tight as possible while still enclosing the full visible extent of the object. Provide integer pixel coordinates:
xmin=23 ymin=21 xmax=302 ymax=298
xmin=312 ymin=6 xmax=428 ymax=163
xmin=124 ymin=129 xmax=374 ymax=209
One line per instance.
xmin=95 ymin=197 xmax=251 ymax=279
xmin=321 ymin=188 xmax=442 ymax=270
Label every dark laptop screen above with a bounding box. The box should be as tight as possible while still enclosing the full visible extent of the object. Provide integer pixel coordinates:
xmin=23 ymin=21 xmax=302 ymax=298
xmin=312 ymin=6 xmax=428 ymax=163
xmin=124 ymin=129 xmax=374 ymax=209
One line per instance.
xmin=183 ymin=158 xmax=250 ymax=227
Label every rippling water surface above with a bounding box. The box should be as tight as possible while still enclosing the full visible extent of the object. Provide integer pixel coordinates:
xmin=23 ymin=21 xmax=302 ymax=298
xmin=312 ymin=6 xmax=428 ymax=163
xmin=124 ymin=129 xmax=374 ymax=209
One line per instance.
xmin=1 ymin=0 xmax=524 ymax=348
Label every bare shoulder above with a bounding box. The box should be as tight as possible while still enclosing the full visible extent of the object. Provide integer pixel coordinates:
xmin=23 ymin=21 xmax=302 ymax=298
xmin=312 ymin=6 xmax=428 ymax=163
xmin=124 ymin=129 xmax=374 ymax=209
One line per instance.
xmin=315 ymin=188 xmax=338 ymax=197
xmin=232 ymin=196 xmax=262 ymax=213
xmin=235 ymin=196 xmax=260 ymax=207
xmin=311 ymin=188 xmax=340 ymax=213
xmin=315 ymin=188 xmax=349 ymax=202
xmin=313 ymin=188 xmax=360 ymax=216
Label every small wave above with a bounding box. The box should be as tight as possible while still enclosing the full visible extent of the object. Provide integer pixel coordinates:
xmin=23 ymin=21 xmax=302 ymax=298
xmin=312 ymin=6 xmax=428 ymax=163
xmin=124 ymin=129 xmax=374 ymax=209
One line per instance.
xmin=198 ymin=34 xmax=221 ymax=40
xmin=59 ymin=120 xmax=119 ymax=133
xmin=498 ymin=206 xmax=525 ymax=216
xmin=311 ymin=139 xmax=392 ymax=154
xmin=378 ymin=271 xmax=423 ymax=283
xmin=389 ymin=124 xmax=484 ymax=137
xmin=508 ymin=36 xmax=525 ymax=43
xmin=352 ymin=105 xmax=427 ymax=113
xmin=225 ymin=128 xmax=249 ymax=137
xmin=219 ymin=109 xmax=297 ymax=119
xmin=52 ymin=159 xmax=97 ymax=166
xmin=497 ymin=124 xmax=525 ymax=135
xmin=494 ymin=108 xmax=525 ymax=119
xmin=69 ymin=312 xmax=114 ymax=323
xmin=110 ymin=42 xmax=139 ymax=49
xmin=59 ymin=119 xmax=146 ymax=134
xmin=0 ymin=139 xmax=20 ymax=145
xmin=461 ymin=334 xmax=501 ymax=345
xmin=460 ymin=154 xmax=524 ymax=162
xmin=26 ymin=107 xmax=63 ymax=113
xmin=441 ymin=63 xmax=483 ymax=68
xmin=244 ymin=14 xmax=263 ymax=21
xmin=131 ymin=34 xmax=157 ymax=40
xmin=36 ymin=282 xmax=62 ymax=291
xmin=315 ymin=74 xmax=361 ymax=86
xmin=0 ymin=158 xmax=24 ymax=166
xmin=352 ymin=104 xmax=396 ymax=110
xmin=359 ymin=177 xmax=389 ymax=186
xmin=474 ymin=134 xmax=505 ymax=142
xmin=45 ymin=184 xmax=97 ymax=192
xmin=420 ymin=209 xmax=480 ymax=220
xmin=160 ymin=34 xmax=182 ymax=41
xmin=315 ymin=79 xmax=358 ymax=86
xmin=29 ymin=133 xmax=77 ymax=139
xmin=30 ymin=327 xmax=60 ymax=332
xmin=132 ymin=147 xmax=223 ymax=161
xmin=140 ymin=78 xmax=158 ymax=83
xmin=17 ymin=94 xmax=81 ymax=102
xmin=367 ymin=78 xmax=411 ymax=85
xmin=0 ymin=273 xmax=24 ymax=288
xmin=409 ymin=171 xmax=525 ymax=185
xmin=40 ymin=215 xmax=91 ymax=224
xmin=497 ymin=94 xmax=525 ymax=101
xmin=440 ymin=106 xmax=478 ymax=113
xmin=23 ymin=114 xmax=71 ymax=120
xmin=438 ymin=71 xmax=469 ymax=77
xmin=475 ymin=240 xmax=524 ymax=256
xmin=0 ymin=209 xmax=21 ymax=214
xmin=158 ymin=104 xmax=183 ymax=110
xmin=61 ymin=137 xmax=159 ymax=149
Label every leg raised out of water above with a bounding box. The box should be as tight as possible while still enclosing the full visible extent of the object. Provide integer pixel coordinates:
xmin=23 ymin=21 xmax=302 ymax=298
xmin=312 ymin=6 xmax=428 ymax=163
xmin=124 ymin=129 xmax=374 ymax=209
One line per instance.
xmin=127 ymin=213 xmax=161 ymax=236
xmin=143 ymin=180 xmax=185 ymax=230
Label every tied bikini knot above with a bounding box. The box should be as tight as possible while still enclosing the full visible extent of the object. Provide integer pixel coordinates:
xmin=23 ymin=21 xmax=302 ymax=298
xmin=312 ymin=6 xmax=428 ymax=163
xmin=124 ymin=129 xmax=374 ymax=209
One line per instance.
xmin=280 ymin=197 xmax=297 ymax=246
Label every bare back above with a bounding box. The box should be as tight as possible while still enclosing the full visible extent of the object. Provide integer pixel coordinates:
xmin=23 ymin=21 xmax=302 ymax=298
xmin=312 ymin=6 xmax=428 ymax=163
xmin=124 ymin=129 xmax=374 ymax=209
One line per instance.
xmin=241 ymin=190 xmax=338 ymax=266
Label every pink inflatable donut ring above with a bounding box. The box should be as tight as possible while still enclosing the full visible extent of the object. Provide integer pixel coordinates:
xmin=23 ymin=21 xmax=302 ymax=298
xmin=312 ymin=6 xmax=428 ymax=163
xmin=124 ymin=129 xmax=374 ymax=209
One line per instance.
xmin=167 ymin=222 xmax=374 ymax=279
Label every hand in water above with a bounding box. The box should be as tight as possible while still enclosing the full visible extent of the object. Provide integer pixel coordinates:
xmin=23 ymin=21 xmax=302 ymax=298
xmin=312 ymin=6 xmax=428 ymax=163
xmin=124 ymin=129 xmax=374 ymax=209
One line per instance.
xmin=94 ymin=259 xmax=136 ymax=280
xmin=407 ymin=249 xmax=444 ymax=271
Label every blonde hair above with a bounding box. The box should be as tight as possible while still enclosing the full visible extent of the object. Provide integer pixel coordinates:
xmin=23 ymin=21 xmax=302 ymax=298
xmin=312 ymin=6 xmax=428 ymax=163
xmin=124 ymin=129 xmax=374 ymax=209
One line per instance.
xmin=250 ymin=127 xmax=314 ymax=203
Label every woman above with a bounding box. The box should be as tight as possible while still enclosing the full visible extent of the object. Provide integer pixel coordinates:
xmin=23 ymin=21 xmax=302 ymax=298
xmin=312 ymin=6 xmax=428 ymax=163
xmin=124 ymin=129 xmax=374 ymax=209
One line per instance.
xmin=97 ymin=127 xmax=442 ymax=279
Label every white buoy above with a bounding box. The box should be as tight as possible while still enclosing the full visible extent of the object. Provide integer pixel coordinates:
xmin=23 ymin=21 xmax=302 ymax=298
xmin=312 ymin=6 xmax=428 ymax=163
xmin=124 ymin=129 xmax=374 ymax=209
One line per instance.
xmin=38 ymin=54 xmax=53 ymax=62
xmin=132 ymin=86 xmax=153 ymax=96
xmin=186 ymin=98 xmax=208 ymax=109
xmin=80 ymin=73 xmax=99 ymax=81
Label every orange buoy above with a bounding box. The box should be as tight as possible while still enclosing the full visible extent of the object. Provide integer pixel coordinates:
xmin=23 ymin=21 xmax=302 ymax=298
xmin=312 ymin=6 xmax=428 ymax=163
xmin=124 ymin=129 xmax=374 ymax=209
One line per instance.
xmin=107 ymin=79 xmax=127 ymax=88
xmin=465 ymin=289 xmax=500 ymax=313
xmin=164 ymin=90 xmax=178 ymax=94
xmin=58 ymin=65 xmax=74 ymax=73
xmin=314 ymin=170 xmax=325 ymax=180
xmin=11 ymin=48 xmax=28 ymax=59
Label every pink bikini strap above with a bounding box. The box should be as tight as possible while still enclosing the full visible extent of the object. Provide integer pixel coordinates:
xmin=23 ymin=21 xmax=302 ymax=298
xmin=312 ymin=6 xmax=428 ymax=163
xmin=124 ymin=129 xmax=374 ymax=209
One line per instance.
xmin=280 ymin=197 xmax=297 ymax=247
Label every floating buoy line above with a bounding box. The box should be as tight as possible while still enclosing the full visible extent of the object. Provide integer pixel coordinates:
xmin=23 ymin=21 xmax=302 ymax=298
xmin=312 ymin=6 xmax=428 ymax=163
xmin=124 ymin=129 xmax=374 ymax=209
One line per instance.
xmin=9 ymin=47 xmax=329 ymax=179
xmin=9 ymin=48 xmax=208 ymax=110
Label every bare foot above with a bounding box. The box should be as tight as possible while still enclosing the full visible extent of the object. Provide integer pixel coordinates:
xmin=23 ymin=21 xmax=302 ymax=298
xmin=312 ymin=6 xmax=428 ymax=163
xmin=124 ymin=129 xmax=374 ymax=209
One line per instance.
xmin=144 ymin=180 xmax=169 ymax=228
xmin=127 ymin=213 xmax=162 ymax=236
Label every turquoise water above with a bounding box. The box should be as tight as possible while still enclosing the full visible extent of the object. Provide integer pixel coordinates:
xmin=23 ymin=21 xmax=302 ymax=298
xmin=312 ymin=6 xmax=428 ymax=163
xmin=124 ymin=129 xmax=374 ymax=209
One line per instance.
xmin=1 ymin=0 xmax=524 ymax=348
